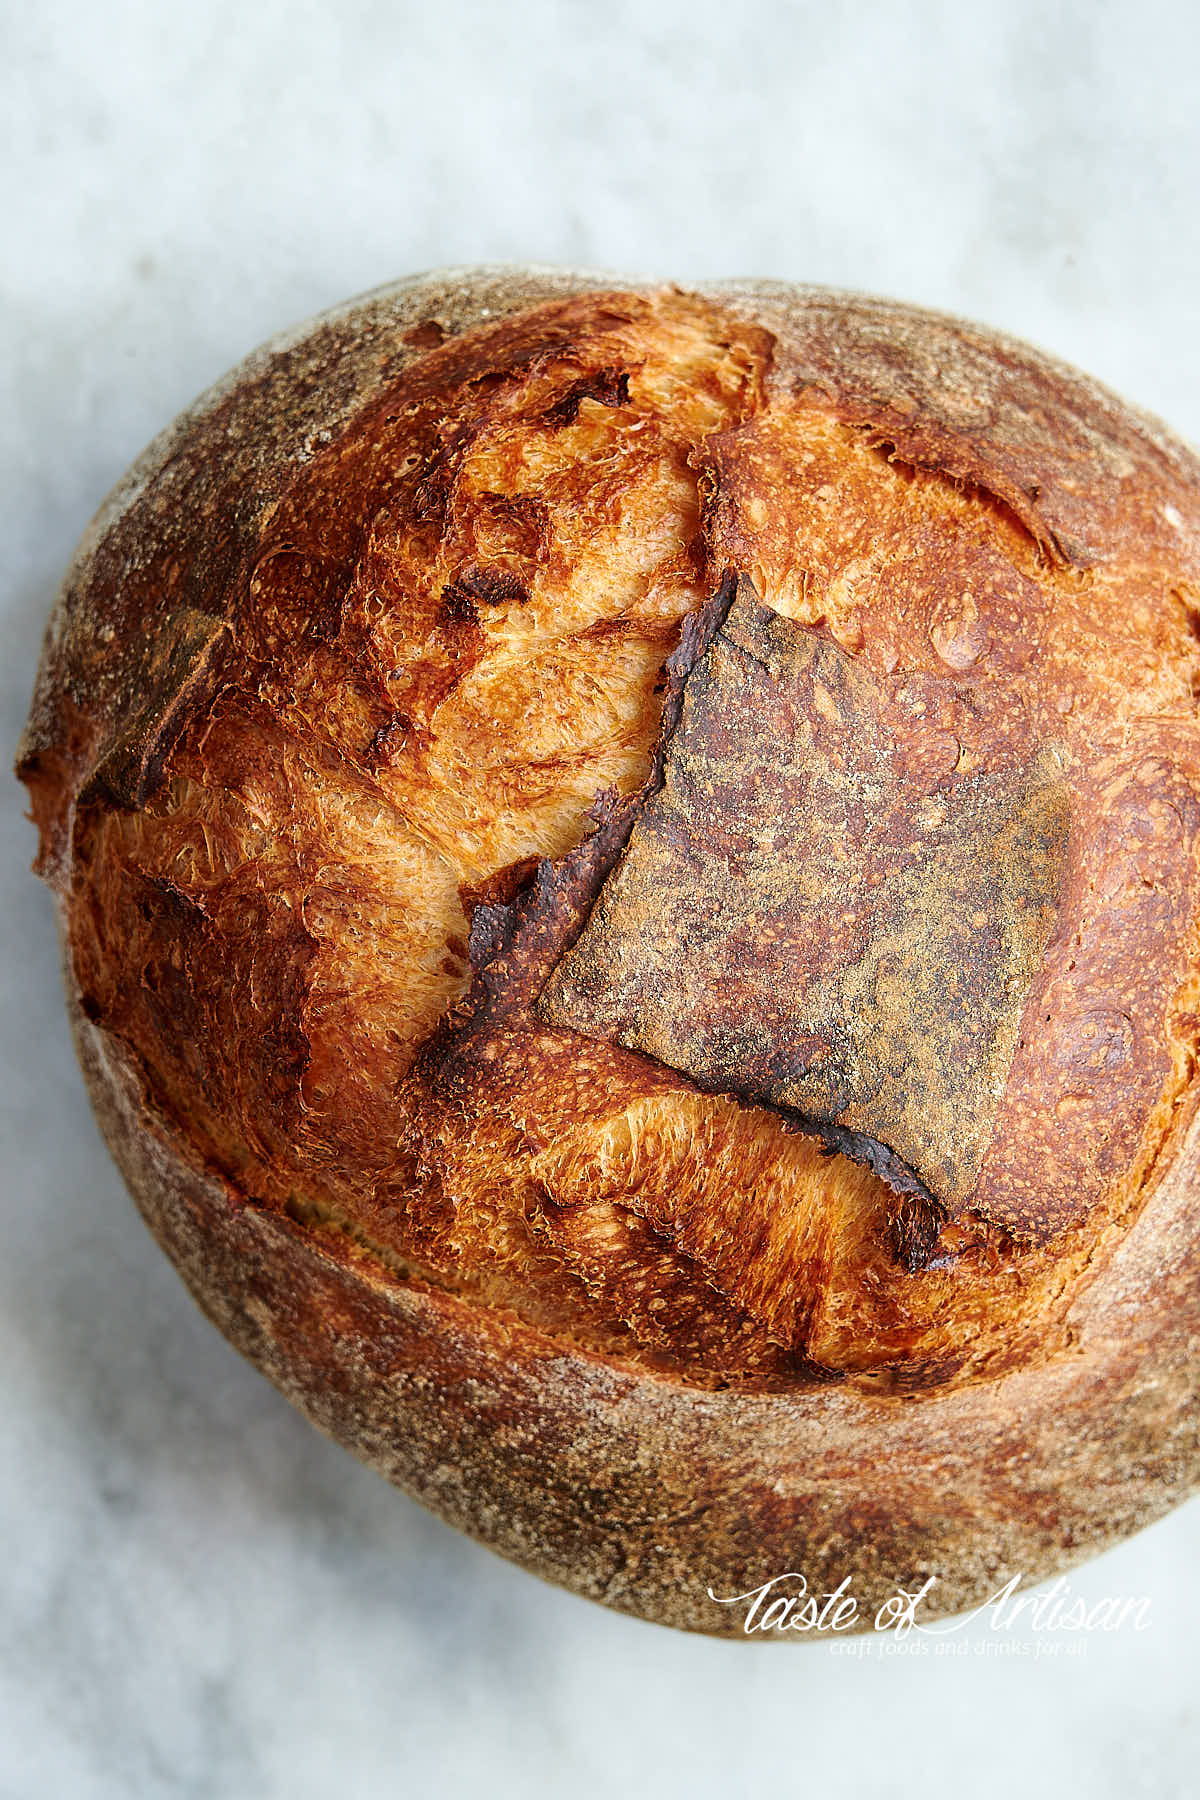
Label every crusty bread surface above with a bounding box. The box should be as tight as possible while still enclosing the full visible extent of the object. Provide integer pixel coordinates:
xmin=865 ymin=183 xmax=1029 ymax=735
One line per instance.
xmin=19 ymin=269 xmax=1200 ymax=1634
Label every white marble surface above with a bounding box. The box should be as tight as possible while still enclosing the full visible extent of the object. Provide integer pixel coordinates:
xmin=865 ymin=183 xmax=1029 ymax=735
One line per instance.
xmin=4 ymin=3 xmax=1200 ymax=1794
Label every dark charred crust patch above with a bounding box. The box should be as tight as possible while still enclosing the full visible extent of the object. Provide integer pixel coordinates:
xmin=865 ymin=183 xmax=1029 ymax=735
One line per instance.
xmin=800 ymin=1114 xmax=944 ymax=1230
xmin=442 ymin=566 xmax=531 ymax=609
xmin=546 ymin=367 xmax=632 ymax=424
xmin=363 ymin=713 xmax=413 ymax=768
xmin=653 ymin=570 xmax=740 ymax=767
xmin=887 ymin=1192 xmax=947 ymax=1274
xmin=457 ymin=788 xmax=644 ymax=1034
xmin=458 ymin=855 xmax=542 ymax=917
xmin=437 ymin=585 xmax=480 ymax=627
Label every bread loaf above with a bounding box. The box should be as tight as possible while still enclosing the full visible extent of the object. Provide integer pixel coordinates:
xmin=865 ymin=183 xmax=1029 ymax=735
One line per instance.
xmin=18 ymin=268 xmax=1200 ymax=1635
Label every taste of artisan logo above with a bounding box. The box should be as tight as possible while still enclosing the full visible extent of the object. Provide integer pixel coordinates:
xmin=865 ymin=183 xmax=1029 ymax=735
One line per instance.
xmin=707 ymin=1572 xmax=1152 ymax=1647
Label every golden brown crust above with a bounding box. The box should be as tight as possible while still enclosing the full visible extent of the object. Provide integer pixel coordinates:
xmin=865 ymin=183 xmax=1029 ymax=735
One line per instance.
xmin=67 ymin=978 xmax=1200 ymax=1637
xmin=18 ymin=268 xmax=1200 ymax=1634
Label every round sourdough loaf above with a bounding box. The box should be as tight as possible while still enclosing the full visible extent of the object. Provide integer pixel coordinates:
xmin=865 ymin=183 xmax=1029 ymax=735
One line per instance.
xmin=18 ymin=268 xmax=1200 ymax=1636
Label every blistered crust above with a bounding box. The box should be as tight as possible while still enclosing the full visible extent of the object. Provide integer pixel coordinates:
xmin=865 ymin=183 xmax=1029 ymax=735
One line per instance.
xmin=17 ymin=269 xmax=1200 ymax=1630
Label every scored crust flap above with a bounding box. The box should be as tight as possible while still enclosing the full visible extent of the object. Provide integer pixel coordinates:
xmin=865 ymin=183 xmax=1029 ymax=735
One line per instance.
xmin=538 ymin=574 xmax=1072 ymax=1228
